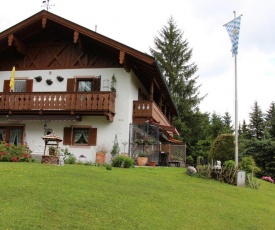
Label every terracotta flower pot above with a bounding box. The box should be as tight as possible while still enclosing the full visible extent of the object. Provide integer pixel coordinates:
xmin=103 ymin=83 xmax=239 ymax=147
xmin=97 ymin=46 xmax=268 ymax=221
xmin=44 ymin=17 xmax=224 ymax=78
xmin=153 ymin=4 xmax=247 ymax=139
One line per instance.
xmin=137 ymin=157 xmax=148 ymax=166
xmin=96 ymin=152 xmax=106 ymax=164
xmin=149 ymin=161 xmax=156 ymax=167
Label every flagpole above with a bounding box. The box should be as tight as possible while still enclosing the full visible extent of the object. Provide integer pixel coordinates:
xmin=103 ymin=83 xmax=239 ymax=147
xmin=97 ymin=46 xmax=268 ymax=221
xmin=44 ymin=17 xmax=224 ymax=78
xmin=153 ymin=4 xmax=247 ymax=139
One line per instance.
xmin=234 ymin=11 xmax=239 ymax=167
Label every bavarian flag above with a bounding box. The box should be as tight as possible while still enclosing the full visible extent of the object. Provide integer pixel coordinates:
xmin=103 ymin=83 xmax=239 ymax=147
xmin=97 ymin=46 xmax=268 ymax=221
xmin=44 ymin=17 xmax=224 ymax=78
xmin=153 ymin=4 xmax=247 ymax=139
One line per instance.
xmin=224 ymin=16 xmax=242 ymax=56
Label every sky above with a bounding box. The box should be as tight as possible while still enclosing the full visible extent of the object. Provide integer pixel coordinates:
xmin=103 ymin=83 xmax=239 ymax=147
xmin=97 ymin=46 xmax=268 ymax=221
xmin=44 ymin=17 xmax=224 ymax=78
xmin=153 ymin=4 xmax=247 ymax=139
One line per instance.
xmin=1 ymin=0 xmax=275 ymax=125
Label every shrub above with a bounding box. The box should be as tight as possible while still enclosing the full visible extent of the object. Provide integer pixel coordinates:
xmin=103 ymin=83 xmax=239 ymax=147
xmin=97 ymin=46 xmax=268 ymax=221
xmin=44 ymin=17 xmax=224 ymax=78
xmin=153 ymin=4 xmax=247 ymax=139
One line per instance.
xmin=239 ymin=156 xmax=260 ymax=174
xmin=123 ymin=157 xmax=135 ymax=168
xmin=186 ymin=155 xmax=194 ymax=165
xmin=112 ymin=155 xmax=134 ymax=168
xmin=223 ymin=160 xmax=235 ymax=169
xmin=110 ymin=142 xmax=120 ymax=158
xmin=0 ymin=142 xmax=32 ymax=162
xmin=105 ymin=164 xmax=112 ymax=170
xmin=209 ymin=134 xmax=234 ymax=163
xmin=196 ymin=156 xmax=204 ymax=165
xmin=65 ymin=155 xmax=77 ymax=164
xmin=247 ymin=171 xmax=261 ymax=189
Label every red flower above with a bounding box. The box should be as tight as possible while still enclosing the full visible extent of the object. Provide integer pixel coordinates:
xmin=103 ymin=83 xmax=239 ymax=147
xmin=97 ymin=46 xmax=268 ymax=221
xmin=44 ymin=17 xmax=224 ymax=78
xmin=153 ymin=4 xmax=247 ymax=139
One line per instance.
xmin=23 ymin=153 xmax=28 ymax=157
xmin=1 ymin=151 xmax=5 ymax=155
xmin=6 ymin=143 xmax=11 ymax=147
xmin=12 ymin=157 xmax=18 ymax=162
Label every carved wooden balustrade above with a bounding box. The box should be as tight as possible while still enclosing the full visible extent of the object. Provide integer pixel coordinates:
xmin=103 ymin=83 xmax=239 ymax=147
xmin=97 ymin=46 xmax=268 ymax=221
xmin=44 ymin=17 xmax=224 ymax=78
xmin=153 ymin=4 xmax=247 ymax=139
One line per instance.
xmin=133 ymin=100 xmax=171 ymax=126
xmin=0 ymin=91 xmax=116 ymax=121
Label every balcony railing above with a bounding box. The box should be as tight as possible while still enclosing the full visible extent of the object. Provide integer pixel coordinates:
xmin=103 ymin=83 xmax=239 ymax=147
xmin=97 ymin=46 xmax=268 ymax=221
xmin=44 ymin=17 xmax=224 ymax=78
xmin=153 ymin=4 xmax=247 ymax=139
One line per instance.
xmin=0 ymin=91 xmax=116 ymax=120
xmin=133 ymin=100 xmax=171 ymax=126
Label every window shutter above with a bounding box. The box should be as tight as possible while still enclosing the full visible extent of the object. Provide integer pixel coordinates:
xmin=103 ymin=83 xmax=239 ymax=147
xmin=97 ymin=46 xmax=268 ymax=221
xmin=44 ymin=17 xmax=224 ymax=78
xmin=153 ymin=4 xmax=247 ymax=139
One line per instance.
xmin=88 ymin=128 xmax=97 ymax=146
xmin=67 ymin=78 xmax=76 ymax=91
xmin=26 ymin=79 xmax=33 ymax=92
xmin=3 ymin=80 xmax=10 ymax=92
xmin=63 ymin=127 xmax=72 ymax=145
xmin=93 ymin=76 xmax=101 ymax=91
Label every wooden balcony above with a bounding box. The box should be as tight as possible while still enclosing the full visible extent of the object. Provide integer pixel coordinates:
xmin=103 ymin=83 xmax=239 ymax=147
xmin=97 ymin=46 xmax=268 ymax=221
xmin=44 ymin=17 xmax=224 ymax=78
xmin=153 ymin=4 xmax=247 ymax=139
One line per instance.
xmin=0 ymin=91 xmax=116 ymax=121
xmin=133 ymin=100 xmax=171 ymax=126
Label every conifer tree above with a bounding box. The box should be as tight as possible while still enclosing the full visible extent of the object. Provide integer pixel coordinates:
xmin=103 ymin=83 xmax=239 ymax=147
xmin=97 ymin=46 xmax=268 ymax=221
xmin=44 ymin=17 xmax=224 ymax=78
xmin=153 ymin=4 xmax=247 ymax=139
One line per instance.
xmin=265 ymin=101 xmax=275 ymax=138
xmin=149 ymin=17 xmax=205 ymax=154
xmin=248 ymin=101 xmax=265 ymax=140
xmin=222 ymin=112 xmax=234 ymax=134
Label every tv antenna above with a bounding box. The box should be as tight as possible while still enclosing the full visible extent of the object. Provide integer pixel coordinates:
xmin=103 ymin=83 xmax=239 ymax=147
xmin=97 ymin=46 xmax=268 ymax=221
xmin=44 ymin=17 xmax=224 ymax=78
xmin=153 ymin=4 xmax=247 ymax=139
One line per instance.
xmin=41 ymin=0 xmax=55 ymax=11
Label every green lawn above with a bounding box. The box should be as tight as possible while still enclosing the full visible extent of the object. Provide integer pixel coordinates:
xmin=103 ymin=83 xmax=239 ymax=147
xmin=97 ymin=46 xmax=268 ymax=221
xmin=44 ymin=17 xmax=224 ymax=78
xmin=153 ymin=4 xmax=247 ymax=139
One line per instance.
xmin=0 ymin=162 xmax=274 ymax=230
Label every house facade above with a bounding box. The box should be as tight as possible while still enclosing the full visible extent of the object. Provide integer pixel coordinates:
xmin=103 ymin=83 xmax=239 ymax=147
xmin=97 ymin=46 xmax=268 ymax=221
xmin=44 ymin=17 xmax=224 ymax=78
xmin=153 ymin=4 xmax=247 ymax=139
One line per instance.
xmin=0 ymin=10 xmax=180 ymax=163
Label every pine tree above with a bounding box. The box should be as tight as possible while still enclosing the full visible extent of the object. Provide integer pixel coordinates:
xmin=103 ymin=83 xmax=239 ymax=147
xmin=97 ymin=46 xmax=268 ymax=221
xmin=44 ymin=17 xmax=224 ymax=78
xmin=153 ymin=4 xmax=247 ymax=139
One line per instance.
xmin=248 ymin=101 xmax=265 ymax=140
xmin=149 ymin=16 xmax=205 ymax=154
xmin=222 ymin=112 xmax=234 ymax=134
xmin=265 ymin=101 xmax=275 ymax=138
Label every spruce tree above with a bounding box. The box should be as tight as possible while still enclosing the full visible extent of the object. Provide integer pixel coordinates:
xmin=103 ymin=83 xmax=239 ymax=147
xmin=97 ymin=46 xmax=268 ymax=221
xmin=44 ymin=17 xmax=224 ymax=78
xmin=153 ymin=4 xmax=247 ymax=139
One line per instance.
xmin=265 ymin=101 xmax=275 ymax=138
xmin=149 ymin=16 xmax=205 ymax=154
xmin=222 ymin=112 xmax=234 ymax=134
xmin=248 ymin=101 xmax=265 ymax=140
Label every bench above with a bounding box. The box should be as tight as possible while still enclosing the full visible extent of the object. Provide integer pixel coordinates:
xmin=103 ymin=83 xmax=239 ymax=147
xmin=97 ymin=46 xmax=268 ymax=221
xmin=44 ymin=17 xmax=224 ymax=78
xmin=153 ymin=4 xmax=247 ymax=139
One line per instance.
xmin=168 ymin=161 xmax=180 ymax=167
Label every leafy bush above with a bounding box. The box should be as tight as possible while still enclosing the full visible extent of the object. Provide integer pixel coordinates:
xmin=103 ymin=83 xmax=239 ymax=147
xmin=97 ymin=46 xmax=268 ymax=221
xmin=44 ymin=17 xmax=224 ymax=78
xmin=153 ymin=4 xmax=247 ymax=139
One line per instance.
xmin=123 ymin=157 xmax=135 ymax=168
xmin=0 ymin=142 xmax=32 ymax=162
xmin=209 ymin=134 xmax=235 ymax=163
xmin=223 ymin=160 xmax=235 ymax=169
xmin=247 ymin=171 xmax=261 ymax=189
xmin=186 ymin=155 xmax=194 ymax=165
xmin=196 ymin=156 xmax=204 ymax=165
xmin=239 ymin=156 xmax=260 ymax=174
xmin=112 ymin=155 xmax=134 ymax=168
xmin=105 ymin=164 xmax=112 ymax=170
xmin=110 ymin=142 xmax=120 ymax=157
xmin=65 ymin=155 xmax=77 ymax=164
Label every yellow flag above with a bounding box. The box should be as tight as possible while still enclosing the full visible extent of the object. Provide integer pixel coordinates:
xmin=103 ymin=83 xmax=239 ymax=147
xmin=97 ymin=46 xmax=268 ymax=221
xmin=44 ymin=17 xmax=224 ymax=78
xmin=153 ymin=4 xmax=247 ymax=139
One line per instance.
xmin=9 ymin=66 xmax=15 ymax=92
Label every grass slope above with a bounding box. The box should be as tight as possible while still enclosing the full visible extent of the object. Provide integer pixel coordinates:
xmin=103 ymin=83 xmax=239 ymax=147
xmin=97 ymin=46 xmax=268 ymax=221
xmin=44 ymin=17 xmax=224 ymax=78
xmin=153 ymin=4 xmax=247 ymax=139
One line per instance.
xmin=0 ymin=163 xmax=274 ymax=230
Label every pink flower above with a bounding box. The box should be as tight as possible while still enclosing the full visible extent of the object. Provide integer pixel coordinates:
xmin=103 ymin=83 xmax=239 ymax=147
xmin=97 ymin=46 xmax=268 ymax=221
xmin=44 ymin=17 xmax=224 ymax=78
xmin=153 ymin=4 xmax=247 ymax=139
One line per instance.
xmin=261 ymin=176 xmax=274 ymax=183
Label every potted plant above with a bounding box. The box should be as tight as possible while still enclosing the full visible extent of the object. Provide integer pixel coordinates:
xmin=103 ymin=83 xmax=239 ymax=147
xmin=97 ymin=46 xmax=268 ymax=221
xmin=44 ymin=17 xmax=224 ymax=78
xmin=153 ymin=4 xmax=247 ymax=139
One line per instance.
xmin=34 ymin=76 xmax=42 ymax=82
xmin=137 ymin=151 xmax=148 ymax=166
xmin=110 ymin=75 xmax=116 ymax=93
xmin=56 ymin=76 xmax=64 ymax=82
xmin=46 ymin=79 xmax=53 ymax=85
xmin=95 ymin=143 xmax=109 ymax=164
xmin=48 ymin=146 xmax=56 ymax=156
xmin=110 ymin=142 xmax=120 ymax=158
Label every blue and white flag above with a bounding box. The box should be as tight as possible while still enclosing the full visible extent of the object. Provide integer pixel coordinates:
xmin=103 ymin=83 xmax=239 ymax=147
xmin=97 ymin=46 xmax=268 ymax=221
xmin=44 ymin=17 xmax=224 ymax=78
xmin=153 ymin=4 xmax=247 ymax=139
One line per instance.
xmin=224 ymin=16 xmax=242 ymax=56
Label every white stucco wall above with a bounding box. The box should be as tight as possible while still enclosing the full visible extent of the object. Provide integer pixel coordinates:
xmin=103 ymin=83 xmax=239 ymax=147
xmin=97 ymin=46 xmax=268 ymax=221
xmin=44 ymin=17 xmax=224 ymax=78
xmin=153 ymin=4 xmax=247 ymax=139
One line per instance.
xmin=0 ymin=67 xmax=143 ymax=162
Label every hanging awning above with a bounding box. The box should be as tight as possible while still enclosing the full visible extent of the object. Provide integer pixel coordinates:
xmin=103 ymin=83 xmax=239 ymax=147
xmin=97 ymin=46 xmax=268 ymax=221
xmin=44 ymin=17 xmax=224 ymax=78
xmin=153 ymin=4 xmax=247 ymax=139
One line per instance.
xmin=6 ymin=115 xmax=81 ymax=122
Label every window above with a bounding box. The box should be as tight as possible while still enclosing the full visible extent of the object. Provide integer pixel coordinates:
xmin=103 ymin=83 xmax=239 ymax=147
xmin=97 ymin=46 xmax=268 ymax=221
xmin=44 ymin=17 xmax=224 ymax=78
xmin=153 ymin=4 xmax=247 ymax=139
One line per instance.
xmin=4 ymin=79 xmax=33 ymax=92
xmin=63 ymin=127 xmax=97 ymax=146
xmin=78 ymin=80 xmax=92 ymax=92
xmin=0 ymin=126 xmax=24 ymax=145
xmin=14 ymin=80 xmax=26 ymax=92
xmin=66 ymin=76 xmax=101 ymax=92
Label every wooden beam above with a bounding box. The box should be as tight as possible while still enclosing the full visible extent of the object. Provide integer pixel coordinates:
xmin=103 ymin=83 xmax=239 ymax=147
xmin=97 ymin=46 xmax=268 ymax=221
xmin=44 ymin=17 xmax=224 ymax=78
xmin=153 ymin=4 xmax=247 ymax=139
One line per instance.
xmin=119 ymin=50 xmax=125 ymax=64
xmin=73 ymin=31 xmax=79 ymax=43
xmin=150 ymin=80 xmax=154 ymax=101
xmin=8 ymin=34 xmax=13 ymax=46
xmin=42 ymin=17 xmax=47 ymax=28
xmin=119 ymin=50 xmax=130 ymax=72
xmin=7 ymin=34 xmax=27 ymax=55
